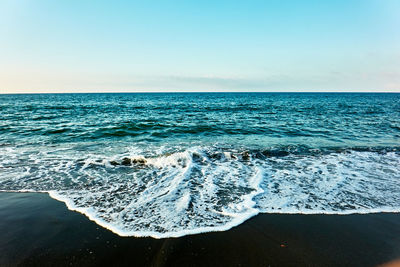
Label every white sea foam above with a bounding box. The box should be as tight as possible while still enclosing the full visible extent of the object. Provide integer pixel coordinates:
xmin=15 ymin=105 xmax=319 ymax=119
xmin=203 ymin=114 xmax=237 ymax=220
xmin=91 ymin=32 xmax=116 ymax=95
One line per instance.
xmin=1 ymin=145 xmax=400 ymax=238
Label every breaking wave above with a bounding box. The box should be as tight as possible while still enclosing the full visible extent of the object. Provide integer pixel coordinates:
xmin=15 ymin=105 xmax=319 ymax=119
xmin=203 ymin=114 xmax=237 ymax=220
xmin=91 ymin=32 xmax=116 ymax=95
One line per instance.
xmin=1 ymin=145 xmax=399 ymax=238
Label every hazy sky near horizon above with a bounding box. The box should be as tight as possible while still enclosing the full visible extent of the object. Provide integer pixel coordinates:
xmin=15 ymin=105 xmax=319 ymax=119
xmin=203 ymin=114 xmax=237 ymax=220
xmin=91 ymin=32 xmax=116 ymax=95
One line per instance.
xmin=1 ymin=0 xmax=400 ymax=93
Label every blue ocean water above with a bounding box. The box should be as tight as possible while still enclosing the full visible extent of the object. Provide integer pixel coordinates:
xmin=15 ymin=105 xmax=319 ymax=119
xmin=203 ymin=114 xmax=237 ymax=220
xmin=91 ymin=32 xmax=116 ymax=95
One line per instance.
xmin=0 ymin=93 xmax=399 ymax=238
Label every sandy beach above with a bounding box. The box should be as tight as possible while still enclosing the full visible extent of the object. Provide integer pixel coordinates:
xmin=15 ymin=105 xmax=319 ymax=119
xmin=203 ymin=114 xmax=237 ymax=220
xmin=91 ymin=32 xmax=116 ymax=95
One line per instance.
xmin=1 ymin=192 xmax=399 ymax=266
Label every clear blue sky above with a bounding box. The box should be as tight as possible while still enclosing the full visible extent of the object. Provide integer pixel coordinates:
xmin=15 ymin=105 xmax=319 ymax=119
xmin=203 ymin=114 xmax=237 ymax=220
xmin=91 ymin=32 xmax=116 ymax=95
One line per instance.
xmin=1 ymin=0 xmax=399 ymax=93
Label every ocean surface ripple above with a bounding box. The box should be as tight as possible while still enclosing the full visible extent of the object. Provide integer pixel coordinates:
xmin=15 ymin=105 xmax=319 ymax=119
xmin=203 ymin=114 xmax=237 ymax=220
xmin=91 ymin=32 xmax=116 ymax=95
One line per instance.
xmin=0 ymin=93 xmax=399 ymax=238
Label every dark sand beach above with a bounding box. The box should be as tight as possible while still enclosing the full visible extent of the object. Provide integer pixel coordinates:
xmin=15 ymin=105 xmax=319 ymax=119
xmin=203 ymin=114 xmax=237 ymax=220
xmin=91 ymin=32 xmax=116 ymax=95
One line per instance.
xmin=1 ymin=192 xmax=400 ymax=266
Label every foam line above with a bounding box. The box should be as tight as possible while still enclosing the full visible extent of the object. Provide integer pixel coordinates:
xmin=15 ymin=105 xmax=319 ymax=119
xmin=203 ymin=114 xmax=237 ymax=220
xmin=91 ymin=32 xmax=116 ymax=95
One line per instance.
xmin=0 ymin=189 xmax=399 ymax=239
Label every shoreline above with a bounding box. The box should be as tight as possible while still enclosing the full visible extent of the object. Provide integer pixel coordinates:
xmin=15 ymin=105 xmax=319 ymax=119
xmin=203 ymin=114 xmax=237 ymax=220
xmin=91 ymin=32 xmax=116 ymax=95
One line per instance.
xmin=1 ymin=192 xmax=400 ymax=266
xmin=3 ymin=188 xmax=399 ymax=239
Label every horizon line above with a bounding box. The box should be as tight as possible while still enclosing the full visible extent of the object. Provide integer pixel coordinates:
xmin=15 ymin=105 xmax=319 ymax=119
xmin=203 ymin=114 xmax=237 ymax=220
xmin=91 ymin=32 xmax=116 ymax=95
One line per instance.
xmin=1 ymin=91 xmax=400 ymax=95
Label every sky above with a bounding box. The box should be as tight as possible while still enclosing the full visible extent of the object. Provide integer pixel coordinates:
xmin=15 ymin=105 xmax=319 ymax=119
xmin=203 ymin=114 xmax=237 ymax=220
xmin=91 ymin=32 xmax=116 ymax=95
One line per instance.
xmin=0 ymin=0 xmax=399 ymax=93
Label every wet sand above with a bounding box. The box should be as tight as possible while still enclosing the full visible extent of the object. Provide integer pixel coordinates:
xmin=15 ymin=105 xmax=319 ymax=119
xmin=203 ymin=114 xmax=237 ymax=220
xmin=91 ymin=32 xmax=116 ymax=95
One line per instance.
xmin=1 ymin=192 xmax=400 ymax=266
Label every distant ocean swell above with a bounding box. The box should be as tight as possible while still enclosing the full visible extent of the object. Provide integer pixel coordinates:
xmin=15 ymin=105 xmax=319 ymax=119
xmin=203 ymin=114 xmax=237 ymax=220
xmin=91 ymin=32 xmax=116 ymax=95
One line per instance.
xmin=1 ymin=145 xmax=399 ymax=238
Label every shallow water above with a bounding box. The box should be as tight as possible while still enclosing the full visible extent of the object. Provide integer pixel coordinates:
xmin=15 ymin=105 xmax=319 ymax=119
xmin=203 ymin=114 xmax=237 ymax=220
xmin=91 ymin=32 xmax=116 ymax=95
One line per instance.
xmin=1 ymin=93 xmax=399 ymax=238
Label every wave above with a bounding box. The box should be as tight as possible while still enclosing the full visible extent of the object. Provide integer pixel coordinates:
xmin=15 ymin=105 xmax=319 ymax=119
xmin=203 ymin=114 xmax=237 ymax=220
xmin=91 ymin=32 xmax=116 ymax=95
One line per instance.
xmin=0 ymin=145 xmax=399 ymax=238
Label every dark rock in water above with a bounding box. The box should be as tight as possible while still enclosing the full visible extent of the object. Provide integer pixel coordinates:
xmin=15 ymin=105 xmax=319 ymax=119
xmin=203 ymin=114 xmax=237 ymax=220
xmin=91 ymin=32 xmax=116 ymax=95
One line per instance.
xmin=132 ymin=158 xmax=147 ymax=164
xmin=120 ymin=157 xmax=147 ymax=166
xmin=121 ymin=157 xmax=132 ymax=166
xmin=262 ymin=150 xmax=289 ymax=157
xmin=209 ymin=153 xmax=223 ymax=160
xmin=241 ymin=151 xmax=250 ymax=160
xmin=109 ymin=160 xmax=120 ymax=166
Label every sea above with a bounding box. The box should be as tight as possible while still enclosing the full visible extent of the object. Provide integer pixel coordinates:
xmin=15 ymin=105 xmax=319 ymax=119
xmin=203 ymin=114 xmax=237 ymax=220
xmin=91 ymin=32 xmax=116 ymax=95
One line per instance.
xmin=0 ymin=93 xmax=399 ymax=238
